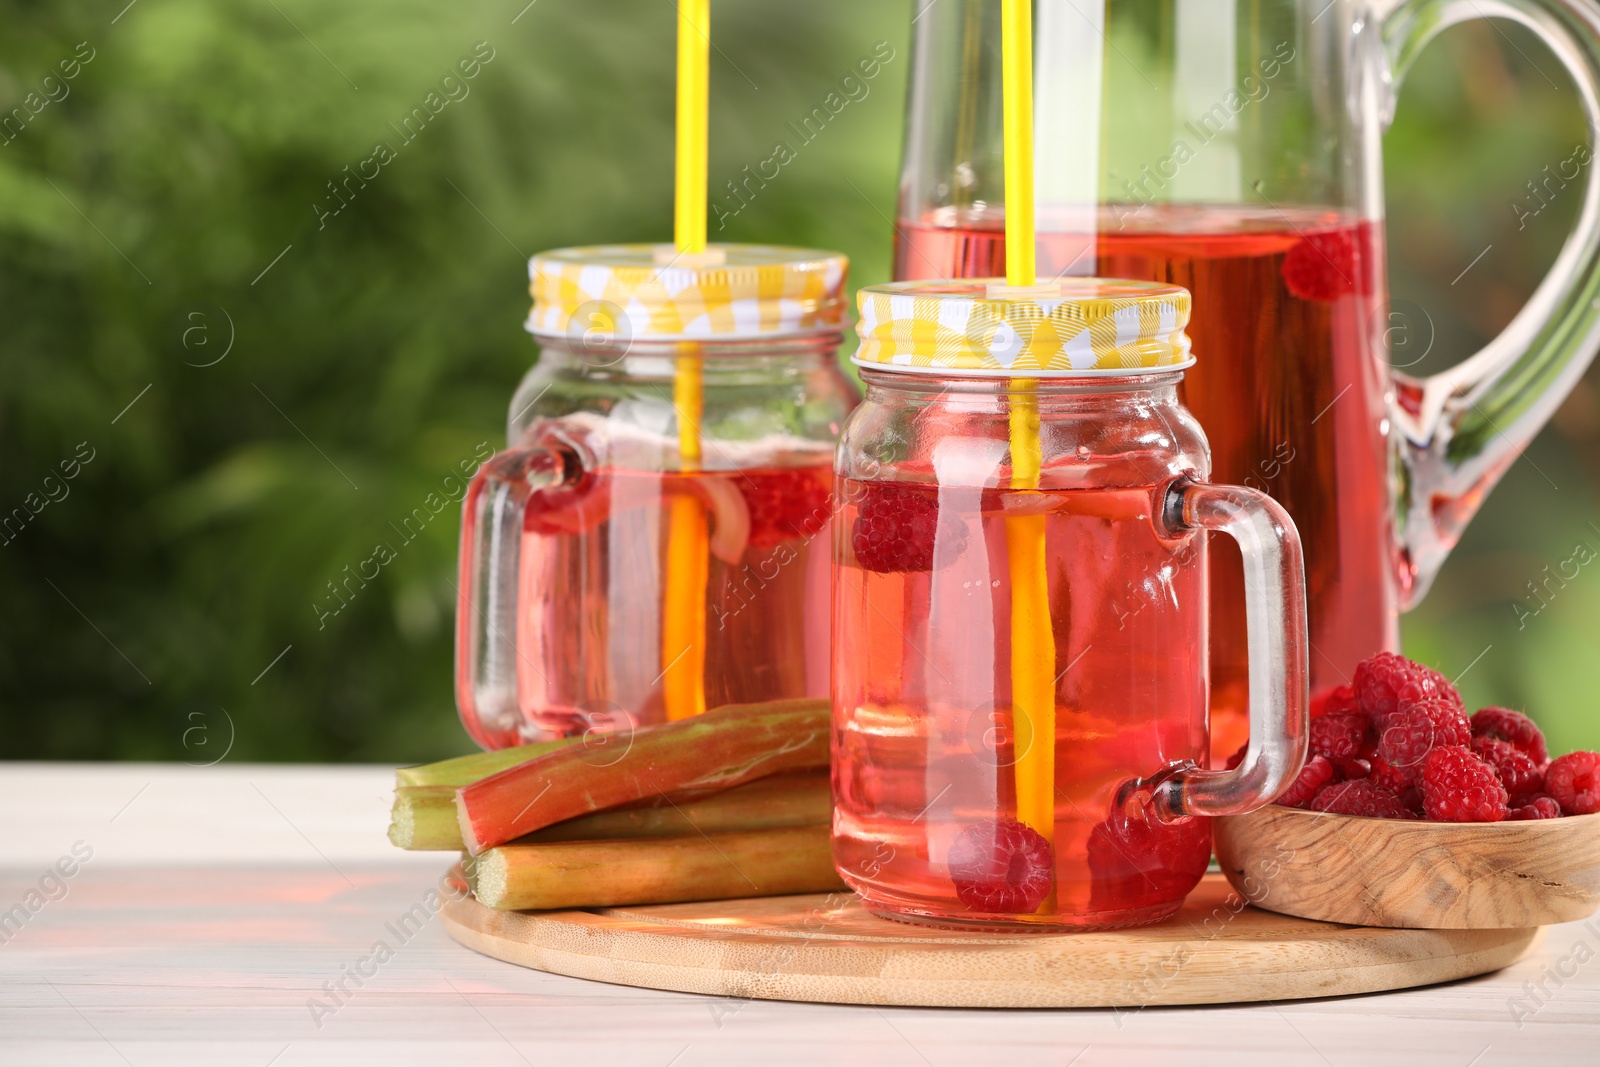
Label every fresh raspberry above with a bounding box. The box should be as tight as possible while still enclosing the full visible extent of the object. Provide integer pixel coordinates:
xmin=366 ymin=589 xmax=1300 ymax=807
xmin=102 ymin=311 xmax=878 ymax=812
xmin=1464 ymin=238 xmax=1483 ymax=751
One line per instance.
xmin=1281 ymin=225 xmax=1374 ymax=302
xmin=850 ymin=483 xmax=966 ymax=573
xmin=1545 ymin=751 xmax=1600 ymax=816
xmin=1469 ymin=707 xmax=1550 ymax=765
xmin=1223 ymin=742 xmax=1248 ymax=770
xmin=1338 ymin=736 xmax=1382 ymax=780
xmin=1508 ymin=796 xmax=1562 ymax=821
xmin=1309 ymin=780 xmax=1409 ymax=819
xmin=1310 ymin=684 xmax=1359 ymax=720
xmin=1310 ymin=710 xmax=1369 ymax=763
xmin=1277 ymin=755 xmax=1335 ymax=808
xmin=1354 ymin=652 xmax=1464 ymax=725
xmin=1338 ymin=758 xmax=1371 ymax=781
xmin=1421 ymin=746 xmax=1508 ymax=822
xmin=1470 ymin=737 xmax=1544 ymax=797
xmin=1366 ymin=754 xmax=1409 ymax=794
xmin=947 ymin=818 xmax=1054 ymax=913
xmin=1378 ymin=698 xmax=1471 ymax=778
xmin=1086 ymin=808 xmax=1212 ymax=913
xmin=737 ymin=467 xmax=833 ymax=548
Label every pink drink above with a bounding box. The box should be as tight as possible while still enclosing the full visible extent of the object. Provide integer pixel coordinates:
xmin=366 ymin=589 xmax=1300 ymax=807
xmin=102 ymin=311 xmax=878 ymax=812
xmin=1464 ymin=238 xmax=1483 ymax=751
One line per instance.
xmin=464 ymin=460 xmax=835 ymax=747
xmin=895 ymin=205 xmax=1392 ymax=755
xmin=832 ymin=479 xmax=1213 ymax=928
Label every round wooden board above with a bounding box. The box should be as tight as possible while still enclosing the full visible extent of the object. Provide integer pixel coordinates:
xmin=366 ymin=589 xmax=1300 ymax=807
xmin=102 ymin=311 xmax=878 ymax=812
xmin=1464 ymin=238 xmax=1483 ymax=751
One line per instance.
xmin=438 ymin=869 xmax=1543 ymax=1008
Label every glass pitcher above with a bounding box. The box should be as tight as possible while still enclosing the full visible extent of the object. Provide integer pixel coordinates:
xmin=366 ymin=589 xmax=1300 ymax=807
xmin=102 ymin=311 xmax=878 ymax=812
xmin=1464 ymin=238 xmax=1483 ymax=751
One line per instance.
xmin=456 ymin=244 xmax=858 ymax=749
xmin=832 ymin=277 xmax=1309 ymax=929
xmin=895 ymin=0 xmax=1600 ymax=755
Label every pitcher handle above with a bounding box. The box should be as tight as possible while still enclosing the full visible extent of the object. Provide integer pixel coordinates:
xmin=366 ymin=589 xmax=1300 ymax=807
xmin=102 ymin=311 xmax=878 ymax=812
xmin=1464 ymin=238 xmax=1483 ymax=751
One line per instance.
xmin=1131 ymin=480 xmax=1310 ymax=822
xmin=454 ymin=444 xmax=580 ymax=750
xmin=1377 ymin=0 xmax=1600 ymax=606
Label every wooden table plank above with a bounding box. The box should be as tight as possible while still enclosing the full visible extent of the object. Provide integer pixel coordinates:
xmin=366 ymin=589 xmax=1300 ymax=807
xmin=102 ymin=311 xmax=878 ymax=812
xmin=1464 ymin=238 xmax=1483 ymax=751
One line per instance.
xmin=1 ymin=764 xmax=1596 ymax=1065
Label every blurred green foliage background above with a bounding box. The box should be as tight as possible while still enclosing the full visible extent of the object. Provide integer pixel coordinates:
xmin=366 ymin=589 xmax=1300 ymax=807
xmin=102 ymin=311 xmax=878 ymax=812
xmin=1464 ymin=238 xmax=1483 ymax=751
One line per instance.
xmin=1 ymin=1 xmax=1595 ymax=763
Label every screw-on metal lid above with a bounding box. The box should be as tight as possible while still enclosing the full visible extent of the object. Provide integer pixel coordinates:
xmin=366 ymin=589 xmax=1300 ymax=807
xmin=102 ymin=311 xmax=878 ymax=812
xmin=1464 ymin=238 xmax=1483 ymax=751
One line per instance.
xmin=527 ymin=243 xmax=848 ymax=343
xmin=853 ymin=277 xmax=1193 ymax=376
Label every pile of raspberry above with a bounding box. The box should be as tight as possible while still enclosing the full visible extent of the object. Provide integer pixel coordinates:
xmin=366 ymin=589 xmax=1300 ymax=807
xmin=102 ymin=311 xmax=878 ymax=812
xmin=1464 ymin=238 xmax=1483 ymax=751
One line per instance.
xmin=1273 ymin=652 xmax=1600 ymax=822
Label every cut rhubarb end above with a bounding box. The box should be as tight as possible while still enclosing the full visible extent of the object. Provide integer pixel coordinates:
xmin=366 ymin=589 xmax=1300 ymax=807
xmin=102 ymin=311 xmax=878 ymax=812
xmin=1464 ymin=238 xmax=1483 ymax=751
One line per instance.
xmin=388 ymin=786 xmax=461 ymax=850
xmin=468 ymin=849 xmax=511 ymax=908
xmin=457 ymin=788 xmax=489 ymax=856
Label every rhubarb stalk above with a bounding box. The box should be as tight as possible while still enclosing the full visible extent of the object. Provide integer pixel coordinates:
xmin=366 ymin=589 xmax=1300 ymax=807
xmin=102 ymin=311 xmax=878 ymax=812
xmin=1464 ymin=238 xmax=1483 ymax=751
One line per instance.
xmin=388 ymin=785 xmax=462 ymax=850
xmin=395 ymin=736 xmax=578 ymax=789
xmin=466 ymin=824 xmax=844 ymax=910
xmin=455 ymin=698 xmax=829 ymax=853
xmin=390 ymin=771 xmax=831 ymax=852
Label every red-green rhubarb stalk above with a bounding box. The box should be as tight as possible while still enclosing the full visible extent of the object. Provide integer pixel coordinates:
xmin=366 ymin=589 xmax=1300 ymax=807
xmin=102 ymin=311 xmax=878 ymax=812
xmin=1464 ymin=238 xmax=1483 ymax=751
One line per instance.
xmin=455 ymin=698 xmax=829 ymax=854
xmin=390 ymin=770 xmax=831 ymax=852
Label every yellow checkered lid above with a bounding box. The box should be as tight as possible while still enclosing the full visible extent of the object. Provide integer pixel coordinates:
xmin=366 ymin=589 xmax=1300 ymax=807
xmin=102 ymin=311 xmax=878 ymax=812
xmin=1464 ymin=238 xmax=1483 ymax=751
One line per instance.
xmin=527 ymin=244 xmax=848 ymax=343
xmin=852 ymin=278 xmax=1194 ymax=376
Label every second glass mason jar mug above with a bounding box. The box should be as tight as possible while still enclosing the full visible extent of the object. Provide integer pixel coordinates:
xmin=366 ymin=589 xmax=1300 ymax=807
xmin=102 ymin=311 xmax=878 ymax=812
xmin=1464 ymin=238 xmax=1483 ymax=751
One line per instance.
xmin=456 ymin=244 xmax=859 ymax=749
xmin=832 ymin=278 xmax=1310 ymax=929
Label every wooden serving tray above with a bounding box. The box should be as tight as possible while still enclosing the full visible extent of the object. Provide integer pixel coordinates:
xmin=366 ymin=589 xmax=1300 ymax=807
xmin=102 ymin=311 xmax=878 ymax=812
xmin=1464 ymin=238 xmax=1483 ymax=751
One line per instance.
xmin=438 ymin=869 xmax=1542 ymax=1008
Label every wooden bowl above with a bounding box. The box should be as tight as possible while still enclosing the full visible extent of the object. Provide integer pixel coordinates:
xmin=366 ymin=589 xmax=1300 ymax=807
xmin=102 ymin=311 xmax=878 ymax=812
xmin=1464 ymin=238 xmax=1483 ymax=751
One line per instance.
xmin=1213 ymin=805 xmax=1600 ymax=929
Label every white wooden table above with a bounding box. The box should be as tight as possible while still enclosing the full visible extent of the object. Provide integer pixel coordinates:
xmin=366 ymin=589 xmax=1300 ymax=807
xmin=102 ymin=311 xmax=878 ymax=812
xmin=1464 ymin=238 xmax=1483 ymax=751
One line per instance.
xmin=1 ymin=763 xmax=1596 ymax=1066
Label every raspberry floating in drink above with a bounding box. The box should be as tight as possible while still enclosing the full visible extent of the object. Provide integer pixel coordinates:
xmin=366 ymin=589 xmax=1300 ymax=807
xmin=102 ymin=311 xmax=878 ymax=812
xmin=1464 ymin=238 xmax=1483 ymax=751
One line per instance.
xmin=1280 ymin=223 xmax=1378 ymax=302
xmin=1086 ymin=808 xmax=1213 ymax=915
xmin=849 ymin=482 xmax=966 ymax=573
xmin=738 ymin=465 xmax=833 ymax=548
xmin=946 ymin=818 xmax=1054 ymax=914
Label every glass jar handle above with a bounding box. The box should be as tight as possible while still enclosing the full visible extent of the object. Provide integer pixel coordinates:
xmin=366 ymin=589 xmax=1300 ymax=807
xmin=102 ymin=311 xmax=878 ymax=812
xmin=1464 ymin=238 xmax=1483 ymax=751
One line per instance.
xmin=1128 ymin=480 xmax=1310 ymax=822
xmin=1377 ymin=0 xmax=1600 ymax=606
xmin=454 ymin=445 xmax=578 ymax=750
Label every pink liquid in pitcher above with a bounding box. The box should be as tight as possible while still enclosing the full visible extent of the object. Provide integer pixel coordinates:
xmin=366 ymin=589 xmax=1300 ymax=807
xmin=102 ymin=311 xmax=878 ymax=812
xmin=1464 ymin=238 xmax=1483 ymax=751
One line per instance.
xmin=509 ymin=459 xmax=835 ymax=741
xmin=832 ymin=479 xmax=1214 ymax=928
xmin=895 ymin=205 xmax=1394 ymax=755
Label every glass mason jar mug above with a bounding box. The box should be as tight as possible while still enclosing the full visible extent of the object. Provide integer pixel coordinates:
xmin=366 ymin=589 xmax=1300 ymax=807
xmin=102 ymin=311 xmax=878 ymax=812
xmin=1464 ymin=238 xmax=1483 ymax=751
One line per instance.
xmin=832 ymin=278 xmax=1309 ymax=929
xmin=456 ymin=244 xmax=859 ymax=749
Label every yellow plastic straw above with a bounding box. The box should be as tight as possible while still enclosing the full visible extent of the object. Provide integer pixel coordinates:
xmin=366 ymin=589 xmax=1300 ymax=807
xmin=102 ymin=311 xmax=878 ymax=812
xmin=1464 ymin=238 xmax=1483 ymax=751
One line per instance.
xmin=662 ymin=0 xmax=710 ymax=722
xmin=1001 ymin=0 xmax=1035 ymax=291
xmin=1001 ymin=0 xmax=1056 ymax=851
xmin=673 ymin=0 xmax=709 ymax=253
